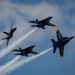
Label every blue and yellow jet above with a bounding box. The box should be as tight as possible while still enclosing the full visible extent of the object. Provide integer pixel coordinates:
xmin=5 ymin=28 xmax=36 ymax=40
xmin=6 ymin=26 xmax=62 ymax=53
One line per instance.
xmin=51 ymin=29 xmax=74 ymax=57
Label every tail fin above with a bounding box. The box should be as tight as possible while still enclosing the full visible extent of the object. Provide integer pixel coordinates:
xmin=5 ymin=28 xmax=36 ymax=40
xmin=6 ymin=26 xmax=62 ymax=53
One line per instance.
xmin=19 ymin=47 xmax=22 ymax=50
xmin=36 ymin=19 xmax=38 ymax=22
xmin=51 ymin=39 xmax=57 ymax=53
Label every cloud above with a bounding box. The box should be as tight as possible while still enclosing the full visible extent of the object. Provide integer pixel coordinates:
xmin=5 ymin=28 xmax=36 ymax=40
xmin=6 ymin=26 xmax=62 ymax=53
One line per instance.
xmin=0 ymin=0 xmax=62 ymax=41
xmin=0 ymin=28 xmax=37 ymax=59
xmin=0 ymin=47 xmax=53 ymax=75
xmin=0 ymin=0 xmax=75 ymax=57
xmin=0 ymin=1 xmax=75 ymax=75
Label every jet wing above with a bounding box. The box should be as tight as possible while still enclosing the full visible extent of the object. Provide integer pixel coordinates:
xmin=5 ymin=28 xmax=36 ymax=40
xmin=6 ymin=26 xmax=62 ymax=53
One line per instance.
xmin=47 ymin=23 xmax=56 ymax=27
xmin=13 ymin=50 xmax=21 ymax=52
xmin=56 ymin=29 xmax=63 ymax=40
xmin=6 ymin=39 xmax=9 ymax=48
xmin=29 ymin=21 xmax=38 ymax=23
xmin=59 ymin=45 xmax=64 ymax=57
xmin=30 ymin=51 xmax=39 ymax=54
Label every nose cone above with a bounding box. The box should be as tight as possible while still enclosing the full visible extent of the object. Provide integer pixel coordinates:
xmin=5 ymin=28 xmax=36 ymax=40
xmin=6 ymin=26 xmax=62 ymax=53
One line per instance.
xmin=31 ymin=45 xmax=35 ymax=48
xmin=13 ymin=27 xmax=17 ymax=31
xmin=14 ymin=27 xmax=17 ymax=30
xmin=13 ymin=28 xmax=17 ymax=32
xmin=48 ymin=16 xmax=53 ymax=19
xmin=32 ymin=45 xmax=35 ymax=47
xmin=69 ymin=36 xmax=74 ymax=40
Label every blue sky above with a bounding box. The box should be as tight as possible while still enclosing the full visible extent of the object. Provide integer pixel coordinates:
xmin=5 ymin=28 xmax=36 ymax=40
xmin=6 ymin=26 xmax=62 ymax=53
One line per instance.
xmin=0 ymin=0 xmax=75 ymax=75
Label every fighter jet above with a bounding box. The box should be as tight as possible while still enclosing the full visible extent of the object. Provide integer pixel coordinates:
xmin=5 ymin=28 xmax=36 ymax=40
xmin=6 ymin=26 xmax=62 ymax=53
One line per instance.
xmin=29 ymin=16 xmax=56 ymax=29
xmin=2 ymin=23 xmax=17 ymax=48
xmin=51 ymin=29 xmax=74 ymax=57
xmin=13 ymin=45 xmax=39 ymax=57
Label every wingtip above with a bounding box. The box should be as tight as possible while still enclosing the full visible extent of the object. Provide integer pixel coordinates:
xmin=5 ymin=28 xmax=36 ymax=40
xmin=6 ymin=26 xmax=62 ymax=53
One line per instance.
xmin=53 ymin=24 xmax=56 ymax=27
xmin=56 ymin=29 xmax=60 ymax=32
xmin=36 ymin=52 xmax=39 ymax=54
xmin=31 ymin=25 xmax=33 ymax=27
xmin=1 ymin=38 xmax=3 ymax=40
xmin=12 ymin=50 xmax=15 ymax=51
xmin=60 ymin=55 xmax=64 ymax=58
xmin=29 ymin=21 xmax=31 ymax=23
xmin=54 ymin=25 xmax=56 ymax=27
xmin=51 ymin=25 xmax=56 ymax=27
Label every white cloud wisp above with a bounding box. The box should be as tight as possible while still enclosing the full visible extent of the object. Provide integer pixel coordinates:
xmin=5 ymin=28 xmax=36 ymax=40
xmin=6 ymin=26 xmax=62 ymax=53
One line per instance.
xmin=0 ymin=40 xmax=5 ymax=46
xmin=0 ymin=28 xmax=37 ymax=59
xmin=0 ymin=56 xmax=21 ymax=73
xmin=0 ymin=47 xmax=53 ymax=75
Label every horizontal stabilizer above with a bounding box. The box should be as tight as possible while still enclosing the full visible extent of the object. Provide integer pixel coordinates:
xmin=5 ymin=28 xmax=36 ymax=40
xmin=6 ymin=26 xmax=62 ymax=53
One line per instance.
xmin=51 ymin=39 xmax=56 ymax=43
xmin=29 ymin=21 xmax=37 ymax=23
xmin=14 ymin=53 xmax=21 ymax=55
xmin=13 ymin=50 xmax=21 ymax=52
xmin=3 ymin=31 xmax=9 ymax=35
xmin=1 ymin=38 xmax=7 ymax=40
xmin=31 ymin=25 xmax=37 ymax=27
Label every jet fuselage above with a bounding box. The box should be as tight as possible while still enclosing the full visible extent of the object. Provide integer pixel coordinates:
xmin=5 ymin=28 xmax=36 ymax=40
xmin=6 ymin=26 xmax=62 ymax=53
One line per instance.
xmin=30 ymin=16 xmax=55 ymax=29
xmin=53 ymin=37 xmax=74 ymax=48
xmin=15 ymin=45 xmax=35 ymax=56
xmin=7 ymin=28 xmax=17 ymax=40
xmin=37 ymin=17 xmax=52 ymax=26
